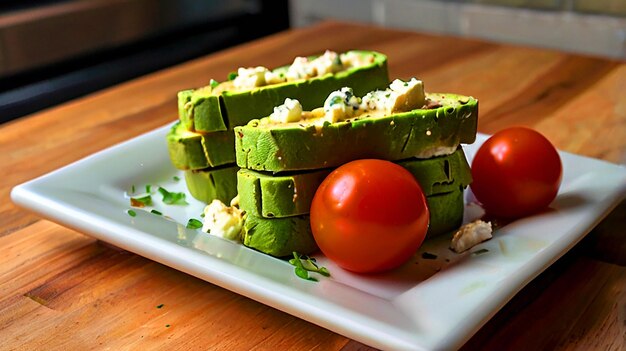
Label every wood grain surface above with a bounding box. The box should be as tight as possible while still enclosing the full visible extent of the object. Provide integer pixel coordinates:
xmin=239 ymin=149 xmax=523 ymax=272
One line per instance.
xmin=1 ymin=21 xmax=625 ymax=350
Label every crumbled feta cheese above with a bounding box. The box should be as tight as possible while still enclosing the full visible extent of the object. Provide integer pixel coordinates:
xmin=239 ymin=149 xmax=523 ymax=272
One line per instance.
xmin=322 ymin=87 xmax=361 ymax=123
xmin=264 ymin=70 xmax=287 ymax=85
xmin=311 ymin=50 xmax=343 ymax=76
xmin=231 ymin=51 xmax=371 ymax=90
xmin=202 ymin=199 xmax=244 ymax=241
xmin=340 ymin=51 xmax=375 ymax=68
xmin=286 ymin=56 xmax=314 ymax=81
xmin=450 ymin=220 xmax=493 ymax=253
xmin=233 ymin=66 xmax=270 ymax=89
xmin=286 ymin=50 xmax=344 ymax=81
xmin=388 ymin=78 xmax=426 ymax=113
xmin=270 ymin=98 xmax=303 ymax=123
xmin=361 ymin=90 xmax=391 ymax=111
xmin=359 ymin=78 xmax=425 ymax=114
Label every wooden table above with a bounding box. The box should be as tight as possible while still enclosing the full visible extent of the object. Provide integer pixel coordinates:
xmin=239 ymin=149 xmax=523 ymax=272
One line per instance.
xmin=1 ymin=21 xmax=625 ymax=350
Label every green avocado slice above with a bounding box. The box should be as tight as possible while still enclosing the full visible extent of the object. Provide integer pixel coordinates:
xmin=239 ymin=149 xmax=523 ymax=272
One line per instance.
xmin=237 ymin=147 xmax=471 ymax=218
xmin=237 ymin=168 xmax=332 ymax=218
xmin=179 ymin=50 xmax=389 ymax=133
xmin=234 ymin=93 xmax=478 ymax=172
xmin=240 ymin=187 xmax=465 ymax=257
xmin=400 ymin=147 xmax=472 ymax=196
xmin=425 ymin=187 xmax=465 ymax=239
xmin=178 ymin=88 xmax=225 ymax=132
xmin=242 ymin=214 xmax=318 ymax=257
xmin=184 ymin=165 xmax=239 ymax=204
xmin=166 ymin=121 xmax=235 ymax=170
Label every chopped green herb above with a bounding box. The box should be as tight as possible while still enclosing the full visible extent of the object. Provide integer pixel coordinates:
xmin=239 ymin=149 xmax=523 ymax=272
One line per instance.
xmin=158 ymin=187 xmax=188 ymax=205
xmin=151 ymin=209 xmax=162 ymax=216
xmin=227 ymin=72 xmax=237 ymax=80
xmin=156 ymin=304 xmax=164 ymax=309
xmin=127 ymin=209 xmax=136 ymax=217
xmin=200 ymin=213 xmax=205 ymax=218
xmin=165 ymin=324 xmax=170 ymax=328
xmin=421 ymin=252 xmax=438 ymax=260
xmin=173 ymin=176 xmax=180 ymax=182
xmin=186 ymin=218 xmax=203 ymax=229
xmin=210 ymin=79 xmax=219 ymax=89
xmin=130 ymin=195 xmax=153 ymax=207
xmin=472 ymin=248 xmax=490 ymax=256
xmin=289 ymin=252 xmax=330 ymax=282
xmin=131 ymin=185 xmax=136 ymax=194
xmin=146 ymin=184 xmax=151 ymax=193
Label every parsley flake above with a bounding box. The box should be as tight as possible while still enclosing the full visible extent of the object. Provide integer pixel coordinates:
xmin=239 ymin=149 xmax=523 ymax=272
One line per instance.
xmin=173 ymin=176 xmax=180 ymax=182
xmin=158 ymin=187 xmax=188 ymax=205
xmin=131 ymin=185 xmax=136 ymax=194
xmin=210 ymin=79 xmax=219 ymax=89
xmin=146 ymin=184 xmax=151 ymax=193
xmin=151 ymin=209 xmax=162 ymax=216
xmin=288 ymin=252 xmax=330 ymax=282
xmin=156 ymin=304 xmax=164 ymax=309
xmin=130 ymin=195 xmax=153 ymax=208
xmin=186 ymin=218 xmax=203 ymax=229
xmin=127 ymin=210 xmax=136 ymax=217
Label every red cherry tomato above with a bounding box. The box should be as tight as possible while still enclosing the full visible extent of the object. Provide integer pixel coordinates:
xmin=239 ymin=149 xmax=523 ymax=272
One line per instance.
xmin=470 ymin=127 xmax=562 ymax=218
xmin=310 ymin=159 xmax=429 ymax=273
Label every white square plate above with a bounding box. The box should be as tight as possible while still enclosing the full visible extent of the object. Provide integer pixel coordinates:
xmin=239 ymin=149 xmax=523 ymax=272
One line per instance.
xmin=11 ymin=124 xmax=626 ymax=350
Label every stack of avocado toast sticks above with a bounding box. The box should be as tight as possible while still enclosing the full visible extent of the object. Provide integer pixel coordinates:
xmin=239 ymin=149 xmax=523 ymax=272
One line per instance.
xmin=235 ymin=79 xmax=478 ymax=257
xmin=167 ymin=49 xmax=479 ymax=260
xmin=166 ymin=50 xmax=389 ymax=205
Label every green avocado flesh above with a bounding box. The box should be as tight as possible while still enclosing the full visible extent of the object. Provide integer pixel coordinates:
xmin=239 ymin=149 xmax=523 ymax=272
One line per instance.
xmin=234 ymin=93 xmax=478 ymax=172
xmin=241 ymin=188 xmax=465 ymax=257
xmin=184 ymin=165 xmax=239 ymax=204
xmin=237 ymin=147 xmax=471 ymax=218
xmin=166 ymin=121 xmax=235 ymax=170
xmin=425 ymin=187 xmax=465 ymax=239
xmin=178 ymin=50 xmax=389 ymax=133
xmin=243 ymin=214 xmax=318 ymax=257
xmin=238 ymin=168 xmax=332 ymax=218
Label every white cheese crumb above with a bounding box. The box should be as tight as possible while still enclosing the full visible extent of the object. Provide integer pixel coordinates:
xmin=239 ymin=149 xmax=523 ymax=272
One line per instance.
xmin=264 ymin=70 xmax=287 ymax=85
xmin=286 ymin=50 xmax=344 ymax=81
xmin=450 ymin=220 xmax=493 ymax=253
xmin=286 ymin=56 xmax=314 ymax=80
xmin=340 ymin=51 xmax=374 ymax=68
xmin=311 ymin=50 xmax=343 ymax=76
xmin=202 ymin=199 xmax=244 ymax=241
xmin=270 ymin=98 xmax=303 ymax=123
xmin=359 ymin=78 xmax=425 ymax=115
xmin=388 ymin=78 xmax=426 ymax=113
xmin=321 ymin=87 xmax=360 ymax=124
xmin=233 ymin=66 xmax=270 ymax=89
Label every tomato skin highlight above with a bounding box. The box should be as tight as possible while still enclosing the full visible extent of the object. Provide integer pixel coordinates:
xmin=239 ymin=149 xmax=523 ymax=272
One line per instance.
xmin=470 ymin=127 xmax=562 ymax=218
xmin=310 ymin=159 xmax=429 ymax=273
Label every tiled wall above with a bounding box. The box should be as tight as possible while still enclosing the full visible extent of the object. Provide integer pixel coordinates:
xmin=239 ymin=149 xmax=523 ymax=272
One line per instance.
xmin=290 ymin=0 xmax=626 ymax=59
xmin=476 ymin=0 xmax=626 ymax=16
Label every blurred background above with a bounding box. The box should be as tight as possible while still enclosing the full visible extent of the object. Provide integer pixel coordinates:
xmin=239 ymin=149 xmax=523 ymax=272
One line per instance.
xmin=0 ymin=0 xmax=624 ymax=123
